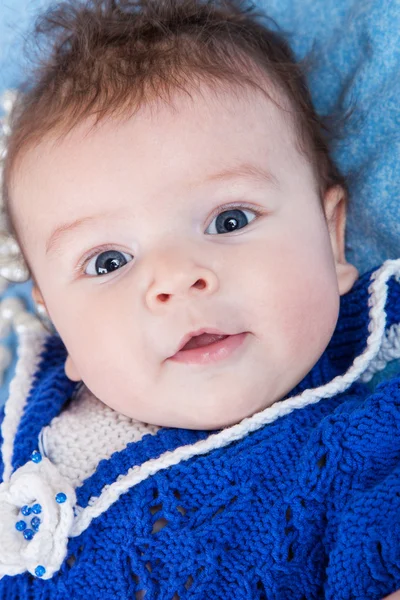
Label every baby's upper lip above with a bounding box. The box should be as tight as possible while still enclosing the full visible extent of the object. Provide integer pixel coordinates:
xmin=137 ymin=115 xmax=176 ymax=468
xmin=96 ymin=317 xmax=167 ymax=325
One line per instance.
xmin=172 ymin=327 xmax=233 ymax=357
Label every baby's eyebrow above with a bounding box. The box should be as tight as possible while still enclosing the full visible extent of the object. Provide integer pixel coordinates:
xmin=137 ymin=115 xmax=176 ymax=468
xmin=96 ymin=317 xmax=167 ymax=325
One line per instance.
xmin=187 ymin=162 xmax=279 ymax=190
xmin=45 ymin=161 xmax=277 ymax=257
xmin=45 ymin=211 xmax=118 ymax=257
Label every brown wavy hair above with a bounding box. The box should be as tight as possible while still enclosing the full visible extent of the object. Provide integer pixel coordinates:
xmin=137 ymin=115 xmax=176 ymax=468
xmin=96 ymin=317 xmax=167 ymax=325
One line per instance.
xmin=1 ymin=0 xmax=353 ymax=279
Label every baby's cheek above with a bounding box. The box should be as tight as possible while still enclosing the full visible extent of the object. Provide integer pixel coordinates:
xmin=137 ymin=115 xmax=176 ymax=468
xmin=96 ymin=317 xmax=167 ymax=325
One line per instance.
xmin=248 ymin=244 xmax=339 ymax=386
xmin=283 ymin=271 xmax=339 ymax=369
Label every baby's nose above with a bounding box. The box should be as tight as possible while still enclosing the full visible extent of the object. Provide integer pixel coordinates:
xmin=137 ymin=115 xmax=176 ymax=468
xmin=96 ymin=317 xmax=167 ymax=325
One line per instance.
xmin=145 ymin=252 xmax=219 ymax=311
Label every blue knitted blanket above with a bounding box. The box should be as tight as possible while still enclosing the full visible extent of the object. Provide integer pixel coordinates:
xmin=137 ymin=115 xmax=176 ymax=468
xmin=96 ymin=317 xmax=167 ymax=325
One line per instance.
xmin=0 ymin=261 xmax=400 ymax=599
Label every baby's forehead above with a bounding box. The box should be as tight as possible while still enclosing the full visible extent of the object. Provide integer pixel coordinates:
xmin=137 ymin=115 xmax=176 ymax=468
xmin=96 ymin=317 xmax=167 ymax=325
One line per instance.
xmin=11 ymin=83 xmax=303 ymax=227
xmin=23 ymin=78 xmax=293 ymax=147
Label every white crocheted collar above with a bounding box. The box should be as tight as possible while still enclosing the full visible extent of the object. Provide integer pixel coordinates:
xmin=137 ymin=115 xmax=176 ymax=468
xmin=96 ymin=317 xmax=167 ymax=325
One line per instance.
xmin=38 ymin=384 xmax=160 ymax=488
xmin=0 ymin=259 xmax=399 ymax=581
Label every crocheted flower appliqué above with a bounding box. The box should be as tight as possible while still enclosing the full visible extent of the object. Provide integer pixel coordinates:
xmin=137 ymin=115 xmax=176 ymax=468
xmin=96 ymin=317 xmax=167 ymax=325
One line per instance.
xmin=0 ymin=451 xmax=76 ymax=580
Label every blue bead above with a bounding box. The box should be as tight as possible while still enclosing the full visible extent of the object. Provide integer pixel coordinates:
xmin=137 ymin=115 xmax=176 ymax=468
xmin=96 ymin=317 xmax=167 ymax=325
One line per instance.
xmin=31 ymin=503 xmax=42 ymax=515
xmin=31 ymin=450 xmax=42 ymax=464
xmin=23 ymin=529 xmax=35 ymax=541
xmin=15 ymin=520 xmax=27 ymax=531
xmin=55 ymin=492 xmax=67 ymax=504
xmin=31 ymin=517 xmax=41 ymax=531
xmin=21 ymin=505 xmax=31 ymax=516
xmin=35 ymin=565 xmax=46 ymax=578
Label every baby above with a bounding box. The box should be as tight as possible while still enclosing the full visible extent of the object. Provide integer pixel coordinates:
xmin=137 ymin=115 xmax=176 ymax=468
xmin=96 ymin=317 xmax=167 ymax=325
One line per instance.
xmin=0 ymin=0 xmax=400 ymax=598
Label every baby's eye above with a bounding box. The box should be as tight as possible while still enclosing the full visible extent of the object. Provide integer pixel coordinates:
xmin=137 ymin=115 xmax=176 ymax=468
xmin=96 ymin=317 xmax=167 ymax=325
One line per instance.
xmin=82 ymin=206 xmax=259 ymax=276
xmin=205 ymin=206 xmax=258 ymax=235
xmin=84 ymin=249 xmax=133 ymax=277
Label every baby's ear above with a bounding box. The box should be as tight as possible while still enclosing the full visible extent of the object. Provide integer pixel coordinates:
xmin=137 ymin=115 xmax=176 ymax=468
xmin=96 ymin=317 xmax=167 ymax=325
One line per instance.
xmin=323 ymin=185 xmax=359 ymax=296
xmin=64 ymin=355 xmax=82 ymax=382
xmin=32 ymin=286 xmax=81 ymax=381
xmin=31 ymin=285 xmax=46 ymax=309
xmin=32 ymin=285 xmax=52 ymax=325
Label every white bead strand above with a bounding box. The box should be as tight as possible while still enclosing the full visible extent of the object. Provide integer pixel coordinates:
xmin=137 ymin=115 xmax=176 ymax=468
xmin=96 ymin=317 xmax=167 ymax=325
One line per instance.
xmin=0 ymin=318 xmax=11 ymax=339
xmin=0 ymin=296 xmax=28 ymax=385
xmin=0 ymin=296 xmax=45 ymax=337
xmin=0 ymin=296 xmax=47 ymax=385
xmin=0 ymin=230 xmax=30 ymax=283
xmin=0 ymin=296 xmax=25 ymax=323
xmin=0 ymin=276 xmax=9 ymax=295
xmin=0 ymin=89 xmax=30 ymax=286
xmin=0 ymin=344 xmax=12 ymax=385
xmin=1 ymin=89 xmax=17 ymax=117
xmin=0 ymin=258 xmax=30 ymax=283
xmin=13 ymin=311 xmax=45 ymax=335
xmin=0 ymin=90 xmax=46 ymax=386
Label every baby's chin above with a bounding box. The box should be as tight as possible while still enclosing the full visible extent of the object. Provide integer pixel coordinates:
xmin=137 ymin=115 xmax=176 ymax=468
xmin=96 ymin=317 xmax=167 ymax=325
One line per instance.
xmin=84 ymin=375 xmax=285 ymax=430
xmin=188 ymin=411 xmax=271 ymax=430
xmin=134 ymin=397 xmax=278 ymax=431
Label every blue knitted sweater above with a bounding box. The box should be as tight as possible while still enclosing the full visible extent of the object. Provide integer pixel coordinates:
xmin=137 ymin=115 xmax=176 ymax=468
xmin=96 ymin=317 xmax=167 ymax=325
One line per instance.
xmin=1 ymin=260 xmax=400 ymax=600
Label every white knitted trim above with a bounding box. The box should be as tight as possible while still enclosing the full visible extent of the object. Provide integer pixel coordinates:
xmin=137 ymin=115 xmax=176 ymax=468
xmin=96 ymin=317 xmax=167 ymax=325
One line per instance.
xmin=359 ymin=322 xmax=400 ymax=382
xmin=39 ymin=385 xmax=160 ymax=488
xmin=67 ymin=258 xmax=400 ymax=537
xmin=1 ymin=328 xmax=48 ymax=483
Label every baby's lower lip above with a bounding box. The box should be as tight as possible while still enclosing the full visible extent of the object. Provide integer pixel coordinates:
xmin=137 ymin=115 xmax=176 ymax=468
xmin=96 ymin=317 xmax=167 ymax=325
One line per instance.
xmin=168 ymin=332 xmax=249 ymax=365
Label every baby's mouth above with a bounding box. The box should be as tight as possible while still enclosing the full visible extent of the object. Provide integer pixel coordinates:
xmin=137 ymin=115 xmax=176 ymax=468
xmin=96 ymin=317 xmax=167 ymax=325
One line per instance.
xmin=168 ymin=332 xmax=249 ymax=366
xmin=180 ymin=333 xmax=229 ymax=351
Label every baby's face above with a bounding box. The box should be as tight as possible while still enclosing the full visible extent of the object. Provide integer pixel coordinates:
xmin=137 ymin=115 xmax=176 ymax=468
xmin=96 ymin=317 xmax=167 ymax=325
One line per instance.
xmin=10 ymin=84 xmax=357 ymax=428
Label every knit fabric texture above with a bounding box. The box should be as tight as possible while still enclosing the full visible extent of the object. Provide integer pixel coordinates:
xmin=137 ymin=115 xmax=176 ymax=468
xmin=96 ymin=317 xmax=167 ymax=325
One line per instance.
xmin=1 ymin=261 xmax=400 ymax=599
xmin=38 ymin=384 xmax=160 ymax=488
